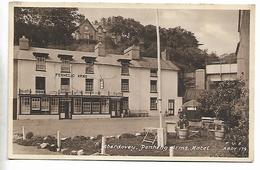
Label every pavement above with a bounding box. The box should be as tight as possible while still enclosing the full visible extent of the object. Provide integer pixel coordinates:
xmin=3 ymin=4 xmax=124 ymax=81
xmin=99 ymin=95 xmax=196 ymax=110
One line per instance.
xmin=13 ymin=116 xmax=178 ymax=137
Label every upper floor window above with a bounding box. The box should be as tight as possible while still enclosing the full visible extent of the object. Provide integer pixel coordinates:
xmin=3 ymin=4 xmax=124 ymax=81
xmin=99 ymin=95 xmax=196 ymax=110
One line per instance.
xmin=121 ymin=79 xmax=129 ymax=92
xmin=85 ymin=79 xmax=94 ymax=92
xmin=150 ymin=97 xmax=157 ymax=110
xmin=82 ymin=56 xmax=96 ymax=74
xmin=150 ymin=80 xmax=157 ymax=93
xmin=61 ymin=78 xmax=70 ymax=93
xmin=121 ymin=63 xmax=129 ymax=75
xmin=150 ymin=69 xmax=157 ymax=77
xmin=33 ymin=52 xmax=48 ymax=71
xmin=86 ymin=61 xmax=94 ymax=74
xmin=61 ymin=59 xmax=70 ymax=73
xmin=36 ymin=57 xmax=46 ymax=71
xmin=58 ymin=54 xmax=73 ymax=73
xmin=35 ymin=77 xmax=45 ymax=94
xmin=118 ymin=59 xmax=131 ymax=76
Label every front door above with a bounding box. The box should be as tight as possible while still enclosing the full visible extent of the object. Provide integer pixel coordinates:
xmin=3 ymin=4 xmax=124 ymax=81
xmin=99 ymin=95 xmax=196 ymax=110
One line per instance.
xmin=59 ymin=99 xmax=72 ymax=119
xmin=111 ymin=100 xmax=121 ymax=117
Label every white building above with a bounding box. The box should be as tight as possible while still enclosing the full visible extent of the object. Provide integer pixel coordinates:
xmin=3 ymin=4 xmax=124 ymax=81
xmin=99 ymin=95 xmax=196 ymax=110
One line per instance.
xmin=13 ymin=37 xmax=182 ymax=120
xmin=206 ymin=63 xmax=237 ymax=89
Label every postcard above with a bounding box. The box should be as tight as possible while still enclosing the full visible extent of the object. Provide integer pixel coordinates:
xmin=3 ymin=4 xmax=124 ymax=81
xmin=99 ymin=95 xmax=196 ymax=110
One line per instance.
xmin=8 ymin=2 xmax=255 ymax=162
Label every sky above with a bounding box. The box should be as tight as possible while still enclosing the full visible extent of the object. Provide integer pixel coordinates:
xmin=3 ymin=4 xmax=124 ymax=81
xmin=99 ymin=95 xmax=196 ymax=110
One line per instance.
xmin=79 ymin=8 xmax=240 ymax=55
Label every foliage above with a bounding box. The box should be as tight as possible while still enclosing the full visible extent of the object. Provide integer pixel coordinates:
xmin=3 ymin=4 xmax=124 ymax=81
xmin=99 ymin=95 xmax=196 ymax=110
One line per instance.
xmin=177 ymin=112 xmax=189 ymax=129
xmin=197 ymin=80 xmax=245 ymax=124
xmin=14 ymin=7 xmax=84 ymax=47
xmin=25 ymin=131 xmax=34 ymax=139
xmin=197 ymin=79 xmax=249 ymax=157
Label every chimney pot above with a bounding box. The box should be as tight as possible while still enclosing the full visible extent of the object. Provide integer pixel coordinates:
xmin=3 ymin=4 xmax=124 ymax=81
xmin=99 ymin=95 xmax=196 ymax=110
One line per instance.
xmin=19 ymin=36 xmax=29 ymax=50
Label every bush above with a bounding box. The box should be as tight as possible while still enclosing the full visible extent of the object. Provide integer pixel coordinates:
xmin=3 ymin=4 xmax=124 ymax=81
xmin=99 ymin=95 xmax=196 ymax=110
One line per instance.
xmin=26 ymin=132 xmax=34 ymax=139
xmin=119 ymin=133 xmax=136 ymax=139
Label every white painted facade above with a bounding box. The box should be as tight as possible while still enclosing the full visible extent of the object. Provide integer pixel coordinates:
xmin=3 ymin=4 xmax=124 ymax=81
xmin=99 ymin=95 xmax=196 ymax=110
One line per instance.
xmin=13 ymin=42 xmax=182 ymax=119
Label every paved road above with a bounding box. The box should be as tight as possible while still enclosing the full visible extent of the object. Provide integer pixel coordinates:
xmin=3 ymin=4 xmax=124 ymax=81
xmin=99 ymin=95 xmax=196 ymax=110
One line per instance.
xmin=13 ymin=116 xmax=178 ymax=137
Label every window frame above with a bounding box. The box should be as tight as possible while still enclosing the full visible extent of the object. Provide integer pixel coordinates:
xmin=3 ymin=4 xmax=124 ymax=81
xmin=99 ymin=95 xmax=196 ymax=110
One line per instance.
xmin=41 ymin=98 xmax=49 ymax=111
xmin=85 ymin=79 xmax=94 ymax=92
xmin=73 ymin=98 xmax=82 ymax=114
xmin=20 ymin=97 xmax=30 ymax=114
xmin=150 ymin=80 xmax=157 ymax=93
xmin=121 ymin=63 xmax=129 ymax=75
xmin=150 ymin=69 xmax=158 ymax=77
xmin=121 ymin=79 xmax=129 ymax=92
xmin=150 ymin=97 xmax=157 ymax=110
xmin=61 ymin=59 xmax=71 ymax=73
xmin=50 ymin=98 xmax=59 ymax=114
xmin=31 ymin=98 xmax=41 ymax=111
xmin=36 ymin=57 xmax=46 ymax=71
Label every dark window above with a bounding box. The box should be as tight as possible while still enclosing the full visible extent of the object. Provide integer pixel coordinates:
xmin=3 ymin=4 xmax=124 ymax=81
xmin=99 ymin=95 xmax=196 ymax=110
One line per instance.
xmin=85 ymin=79 xmax=93 ymax=92
xmin=36 ymin=57 xmax=46 ymax=71
xmin=150 ymin=97 xmax=157 ymax=110
xmin=121 ymin=64 xmax=129 ymax=75
xmin=35 ymin=77 xmax=45 ymax=94
xmin=61 ymin=78 xmax=70 ymax=92
xmin=150 ymin=80 xmax=157 ymax=93
xmin=121 ymin=79 xmax=129 ymax=92
xmin=150 ymin=69 xmax=157 ymax=77
xmin=122 ymin=97 xmax=129 ymax=110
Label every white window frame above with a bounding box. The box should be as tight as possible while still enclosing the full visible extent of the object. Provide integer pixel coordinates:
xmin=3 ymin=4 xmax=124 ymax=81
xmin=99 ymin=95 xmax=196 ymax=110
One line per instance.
xmin=150 ymin=97 xmax=157 ymax=110
xmin=31 ymin=98 xmax=40 ymax=111
xmin=36 ymin=57 xmax=46 ymax=71
xmin=41 ymin=98 xmax=49 ymax=111
xmin=74 ymin=98 xmax=82 ymax=114
xmin=50 ymin=98 xmax=59 ymax=114
xmin=21 ymin=97 xmax=30 ymax=114
xmin=85 ymin=79 xmax=93 ymax=92
xmin=83 ymin=102 xmax=91 ymax=114
xmin=92 ymin=102 xmax=100 ymax=114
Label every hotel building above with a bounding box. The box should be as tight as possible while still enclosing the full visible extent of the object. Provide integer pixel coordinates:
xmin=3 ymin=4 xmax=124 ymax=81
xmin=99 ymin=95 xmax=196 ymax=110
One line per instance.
xmin=13 ymin=37 xmax=182 ymax=120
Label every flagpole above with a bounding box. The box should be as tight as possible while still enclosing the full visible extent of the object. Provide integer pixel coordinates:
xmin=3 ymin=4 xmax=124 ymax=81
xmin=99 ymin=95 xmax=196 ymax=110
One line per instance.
xmin=156 ymin=9 xmax=163 ymax=129
xmin=156 ymin=9 xmax=165 ymax=147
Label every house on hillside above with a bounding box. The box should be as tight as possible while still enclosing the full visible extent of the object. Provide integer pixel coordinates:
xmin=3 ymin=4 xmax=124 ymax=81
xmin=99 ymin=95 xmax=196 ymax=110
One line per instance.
xmin=13 ymin=37 xmax=183 ymax=120
xmin=71 ymin=18 xmax=106 ymax=42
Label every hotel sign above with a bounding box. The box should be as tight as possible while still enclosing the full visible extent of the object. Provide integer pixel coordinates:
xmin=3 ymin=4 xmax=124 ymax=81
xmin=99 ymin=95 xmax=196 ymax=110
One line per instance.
xmin=55 ymin=73 xmax=88 ymax=78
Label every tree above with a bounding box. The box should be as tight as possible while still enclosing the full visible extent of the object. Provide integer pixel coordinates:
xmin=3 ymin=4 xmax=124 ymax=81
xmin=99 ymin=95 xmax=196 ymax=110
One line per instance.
xmin=14 ymin=7 xmax=84 ymax=46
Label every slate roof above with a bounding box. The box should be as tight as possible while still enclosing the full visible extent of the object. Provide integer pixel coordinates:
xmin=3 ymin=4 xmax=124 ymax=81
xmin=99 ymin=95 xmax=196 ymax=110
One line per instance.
xmin=13 ymin=46 xmax=180 ymax=71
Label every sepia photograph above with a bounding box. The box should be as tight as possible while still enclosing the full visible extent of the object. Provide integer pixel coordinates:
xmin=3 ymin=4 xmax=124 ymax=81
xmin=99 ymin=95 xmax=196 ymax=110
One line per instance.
xmin=8 ymin=2 xmax=255 ymax=161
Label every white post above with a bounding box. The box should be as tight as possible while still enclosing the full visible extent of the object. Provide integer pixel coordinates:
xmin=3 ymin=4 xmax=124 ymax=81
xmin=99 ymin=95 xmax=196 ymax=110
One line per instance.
xmin=22 ymin=126 xmax=25 ymax=140
xmin=156 ymin=9 xmax=165 ymax=147
xmin=101 ymin=136 xmax=106 ymax=155
xmin=169 ymin=146 xmax=174 ymax=157
xmin=57 ymin=131 xmax=61 ymax=150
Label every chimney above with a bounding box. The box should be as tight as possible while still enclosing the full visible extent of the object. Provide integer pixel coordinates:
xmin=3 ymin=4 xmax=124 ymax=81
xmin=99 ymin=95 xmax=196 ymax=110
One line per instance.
xmin=161 ymin=49 xmax=170 ymax=61
xmin=95 ymin=42 xmax=106 ymax=57
xmin=123 ymin=45 xmax=140 ymax=60
xmin=195 ymin=69 xmax=205 ymax=90
xmin=19 ymin=36 xmax=29 ymax=50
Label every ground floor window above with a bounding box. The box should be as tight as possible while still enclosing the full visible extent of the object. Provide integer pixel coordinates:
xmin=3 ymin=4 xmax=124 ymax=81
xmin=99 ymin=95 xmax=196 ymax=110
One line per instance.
xmin=168 ymin=99 xmax=175 ymax=115
xmin=101 ymin=99 xmax=109 ymax=114
xmin=83 ymin=102 xmax=91 ymax=114
xmin=92 ymin=102 xmax=100 ymax=114
xmin=21 ymin=97 xmax=30 ymax=114
xmin=31 ymin=98 xmax=40 ymax=111
xmin=74 ymin=98 xmax=82 ymax=114
xmin=41 ymin=98 xmax=49 ymax=111
xmin=50 ymin=98 xmax=59 ymax=114
xmin=150 ymin=97 xmax=157 ymax=110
